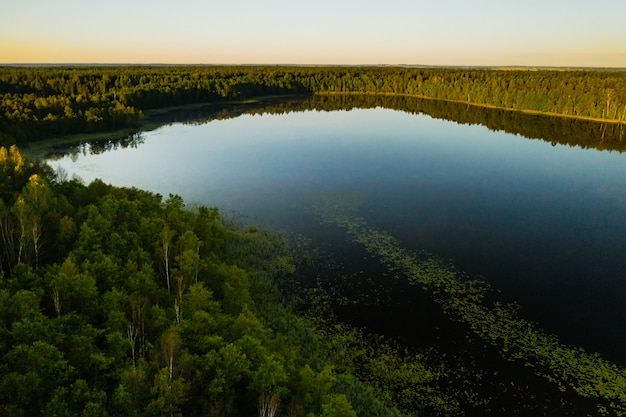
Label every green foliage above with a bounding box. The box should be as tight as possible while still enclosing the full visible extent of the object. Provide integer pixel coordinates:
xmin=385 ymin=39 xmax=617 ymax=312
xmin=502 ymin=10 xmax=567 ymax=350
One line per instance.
xmin=0 ymin=146 xmax=397 ymax=417
xmin=1 ymin=66 xmax=624 ymax=147
xmin=319 ymin=394 xmax=356 ymax=417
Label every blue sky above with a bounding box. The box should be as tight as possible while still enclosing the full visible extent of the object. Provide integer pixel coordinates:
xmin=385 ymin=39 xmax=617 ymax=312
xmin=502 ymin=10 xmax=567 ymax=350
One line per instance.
xmin=1 ymin=0 xmax=624 ymax=67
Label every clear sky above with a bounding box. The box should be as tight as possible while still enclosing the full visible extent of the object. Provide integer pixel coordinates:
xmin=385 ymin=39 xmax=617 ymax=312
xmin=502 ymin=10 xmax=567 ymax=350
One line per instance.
xmin=1 ymin=0 xmax=625 ymax=67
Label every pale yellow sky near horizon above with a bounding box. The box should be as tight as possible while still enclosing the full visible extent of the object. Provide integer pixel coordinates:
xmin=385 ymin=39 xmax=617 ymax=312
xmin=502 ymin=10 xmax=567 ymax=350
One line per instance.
xmin=1 ymin=0 xmax=625 ymax=67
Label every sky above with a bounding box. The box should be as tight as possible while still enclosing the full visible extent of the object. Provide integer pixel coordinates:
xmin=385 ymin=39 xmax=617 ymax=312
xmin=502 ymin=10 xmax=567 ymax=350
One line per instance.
xmin=1 ymin=0 xmax=625 ymax=67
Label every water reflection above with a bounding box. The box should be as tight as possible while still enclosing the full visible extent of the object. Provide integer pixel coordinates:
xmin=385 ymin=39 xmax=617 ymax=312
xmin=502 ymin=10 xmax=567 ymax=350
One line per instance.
xmin=46 ymin=132 xmax=146 ymax=161
xmin=47 ymin=94 xmax=626 ymax=158
xmin=150 ymin=94 xmax=626 ymax=152
xmin=45 ymin=96 xmax=626 ymax=364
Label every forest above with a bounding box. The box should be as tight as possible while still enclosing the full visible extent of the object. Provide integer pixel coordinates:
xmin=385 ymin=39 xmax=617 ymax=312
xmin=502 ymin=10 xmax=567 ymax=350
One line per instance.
xmin=3 ymin=66 xmax=626 ymax=416
xmin=1 ymin=66 xmax=625 ymax=147
xmin=0 ymin=145 xmax=418 ymax=417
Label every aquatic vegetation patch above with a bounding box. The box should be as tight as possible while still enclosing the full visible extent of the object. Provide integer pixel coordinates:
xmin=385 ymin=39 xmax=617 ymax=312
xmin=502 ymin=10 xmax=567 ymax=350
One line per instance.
xmin=313 ymin=191 xmax=626 ymax=416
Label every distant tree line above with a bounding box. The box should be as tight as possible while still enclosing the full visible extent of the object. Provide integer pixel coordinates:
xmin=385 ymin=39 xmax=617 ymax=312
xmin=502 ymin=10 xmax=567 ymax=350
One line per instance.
xmin=92 ymin=94 xmax=624 ymax=154
xmin=1 ymin=66 xmax=625 ymax=146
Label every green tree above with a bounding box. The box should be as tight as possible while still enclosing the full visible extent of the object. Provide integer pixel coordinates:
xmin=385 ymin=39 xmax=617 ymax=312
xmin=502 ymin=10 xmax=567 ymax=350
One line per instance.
xmin=199 ymin=343 xmax=250 ymax=415
xmin=15 ymin=173 xmax=52 ymax=266
xmin=0 ymin=341 xmax=73 ymax=415
xmin=221 ymin=264 xmax=251 ymax=315
xmin=295 ymin=364 xmax=336 ymax=414
xmin=159 ymin=225 xmax=175 ymax=293
xmin=250 ymin=353 xmax=289 ymax=417
xmin=148 ymin=368 xmax=188 ymax=417
xmin=320 ymin=394 xmax=356 ymax=417
xmin=148 ymin=327 xmax=190 ymax=416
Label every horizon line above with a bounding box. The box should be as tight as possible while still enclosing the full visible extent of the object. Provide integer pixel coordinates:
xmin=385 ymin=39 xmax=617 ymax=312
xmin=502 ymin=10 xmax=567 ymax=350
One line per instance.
xmin=1 ymin=63 xmax=626 ymax=70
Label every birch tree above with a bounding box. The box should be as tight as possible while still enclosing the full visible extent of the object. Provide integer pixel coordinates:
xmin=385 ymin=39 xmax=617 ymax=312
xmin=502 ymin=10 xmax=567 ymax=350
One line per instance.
xmin=159 ymin=225 xmax=175 ymax=292
xmin=13 ymin=174 xmax=51 ymax=267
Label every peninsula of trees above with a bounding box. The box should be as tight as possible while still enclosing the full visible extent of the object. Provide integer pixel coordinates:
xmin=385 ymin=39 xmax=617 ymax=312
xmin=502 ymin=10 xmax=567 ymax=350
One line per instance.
xmin=0 ymin=146 xmax=406 ymax=417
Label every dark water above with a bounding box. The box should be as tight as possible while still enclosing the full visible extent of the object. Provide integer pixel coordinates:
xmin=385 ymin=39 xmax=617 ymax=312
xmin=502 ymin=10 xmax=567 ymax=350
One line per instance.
xmin=46 ymin=96 xmax=626 ymax=364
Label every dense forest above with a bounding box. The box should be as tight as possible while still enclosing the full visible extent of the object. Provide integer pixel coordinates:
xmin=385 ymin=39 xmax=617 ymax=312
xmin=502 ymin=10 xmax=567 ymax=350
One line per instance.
xmin=1 ymin=66 xmax=625 ymax=147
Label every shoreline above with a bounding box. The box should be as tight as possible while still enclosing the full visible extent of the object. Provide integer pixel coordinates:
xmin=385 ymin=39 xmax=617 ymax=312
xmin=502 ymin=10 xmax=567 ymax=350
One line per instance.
xmin=24 ymin=95 xmax=305 ymax=159
xmin=25 ymin=92 xmax=625 ymax=160
xmin=316 ymin=91 xmax=626 ymax=125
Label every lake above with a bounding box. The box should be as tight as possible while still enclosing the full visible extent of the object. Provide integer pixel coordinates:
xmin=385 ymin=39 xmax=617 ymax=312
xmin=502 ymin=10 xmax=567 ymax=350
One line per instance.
xmin=45 ymin=95 xmax=626 ymax=365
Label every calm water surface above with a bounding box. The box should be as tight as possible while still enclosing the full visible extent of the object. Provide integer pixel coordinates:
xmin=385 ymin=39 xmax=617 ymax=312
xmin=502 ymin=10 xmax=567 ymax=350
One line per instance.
xmin=47 ymin=105 xmax=626 ymax=362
